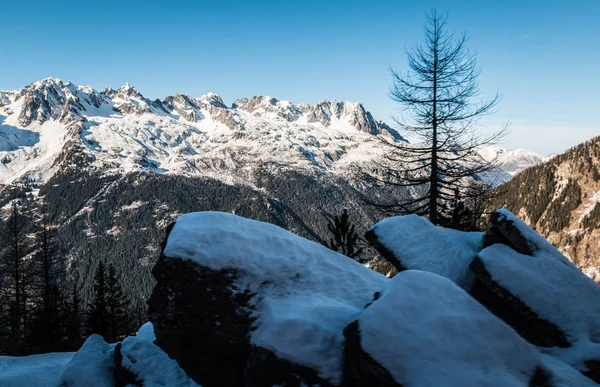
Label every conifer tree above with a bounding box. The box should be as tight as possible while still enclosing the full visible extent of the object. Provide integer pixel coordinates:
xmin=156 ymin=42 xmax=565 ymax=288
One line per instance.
xmin=65 ymin=282 xmax=83 ymax=350
xmin=0 ymin=202 xmax=34 ymax=355
xmin=106 ymin=264 xmax=129 ymax=342
xmin=87 ymin=261 xmax=109 ymax=338
xmin=30 ymin=215 xmax=67 ymax=353
xmin=327 ymin=209 xmax=364 ymax=261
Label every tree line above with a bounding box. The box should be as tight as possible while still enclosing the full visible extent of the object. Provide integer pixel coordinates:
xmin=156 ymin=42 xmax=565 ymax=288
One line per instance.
xmin=0 ymin=198 xmax=137 ymax=356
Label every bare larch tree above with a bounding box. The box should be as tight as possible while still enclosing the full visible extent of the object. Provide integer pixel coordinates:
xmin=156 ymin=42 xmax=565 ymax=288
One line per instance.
xmin=364 ymin=9 xmax=506 ymax=226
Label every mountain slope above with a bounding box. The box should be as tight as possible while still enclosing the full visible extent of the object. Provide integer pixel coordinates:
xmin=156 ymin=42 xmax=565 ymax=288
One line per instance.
xmin=0 ymin=78 xmax=544 ymax=308
xmin=488 ymin=136 xmax=600 ymax=280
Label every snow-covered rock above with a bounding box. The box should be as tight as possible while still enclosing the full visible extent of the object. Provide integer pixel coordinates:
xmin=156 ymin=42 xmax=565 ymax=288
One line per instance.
xmin=471 ymin=210 xmax=600 ymax=380
xmin=136 ymin=321 xmax=156 ymax=342
xmin=366 ymin=214 xmax=483 ymax=289
xmin=57 ymin=333 xmax=199 ymax=387
xmin=352 ymin=270 xmax=550 ymax=387
xmin=118 ymin=337 xmax=200 ymax=386
xmin=58 ymin=334 xmax=115 ymax=387
xmin=368 ymin=208 xmax=600 ymax=384
xmin=149 ymin=211 xmax=388 ymax=386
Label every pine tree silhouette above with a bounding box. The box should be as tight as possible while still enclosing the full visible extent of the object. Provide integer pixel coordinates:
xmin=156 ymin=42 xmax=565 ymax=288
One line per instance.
xmin=0 ymin=202 xmax=34 ymax=355
xmin=65 ymin=282 xmax=83 ymax=350
xmin=106 ymin=264 xmax=130 ymax=342
xmin=88 ymin=261 xmax=109 ymax=338
xmin=30 ymin=215 xmax=68 ymax=353
xmin=327 ymin=209 xmax=364 ymax=261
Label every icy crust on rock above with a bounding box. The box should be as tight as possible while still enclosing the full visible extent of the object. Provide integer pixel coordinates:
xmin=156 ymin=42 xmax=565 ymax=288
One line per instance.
xmin=163 ymin=211 xmax=388 ymax=384
xmin=120 ymin=337 xmax=201 ymax=386
xmin=369 ymin=214 xmax=483 ymax=288
xmin=358 ymin=270 xmax=544 ymax=387
xmin=57 ymin=334 xmax=115 ymax=387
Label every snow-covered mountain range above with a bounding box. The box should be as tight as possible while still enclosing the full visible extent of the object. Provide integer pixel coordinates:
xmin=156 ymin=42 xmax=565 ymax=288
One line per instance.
xmin=479 ymin=146 xmax=549 ymax=183
xmin=0 ymin=78 xmax=541 ymax=186
xmin=0 ymin=77 xmax=406 ymax=186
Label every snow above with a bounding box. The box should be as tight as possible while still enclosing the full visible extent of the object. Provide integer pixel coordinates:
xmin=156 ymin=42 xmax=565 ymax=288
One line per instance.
xmin=540 ymin=354 xmax=599 ymax=387
xmin=0 ymin=352 xmax=74 ymax=387
xmin=57 ymin=334 xmax=115 ymax=387
xmin=358 ymin=270 xmax=543 ymax=387
xmin=478 ymin=145 xmax=546 ymax=176
xmin=163 ymin=211 xmax=388 ymax=384
xmin=478 ymin=242 xmax=600 ymax=367
xmin=368 ymin=214 xmax=483 ymax=288
xmin=0 ymin=78 xmax=531 ymax=187
xmin=119 ymin=336 xmax=200 ymax=386
xmin=137 ymin=321 xmax=157 ymax=342
xmin=495 ymin=209 xmax=577 ymax=267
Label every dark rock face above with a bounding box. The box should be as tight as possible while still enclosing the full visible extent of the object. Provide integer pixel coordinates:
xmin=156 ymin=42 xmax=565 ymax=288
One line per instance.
xmin=148 ymin=255 xmax=254 ymax=387
xmin=469 ymin=257 xmax=570 ymax=348
xmin=342 ymin=321 xmax=402 ymax=387
xmin=364 ymin=229 xmax=408 ymax=273
xmin=113 ymin=342 xmax=142 ymax=387
xmin=483 ymin=211 xmax=534 ymax=255
xmin=244 ymin=347 xmax=335 ymax=387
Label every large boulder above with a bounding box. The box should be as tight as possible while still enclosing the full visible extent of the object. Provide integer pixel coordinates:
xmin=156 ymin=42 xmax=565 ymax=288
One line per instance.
xmin=346 ymin=270 xmax=552 ymax=387
xmin=471 ymin=211 xmax=600 ymax=382
xmin=148 ymin=212 xmax=388 ymax=387
xmin=365 ymin=214 xmax=483 ymax=289
xmin=367 ymin=209 xmax=600 ymax=384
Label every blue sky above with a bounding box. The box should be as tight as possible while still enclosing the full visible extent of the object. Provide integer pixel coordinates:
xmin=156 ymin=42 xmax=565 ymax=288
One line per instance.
xmin=1 ymin=0 xmax=598 ymax=155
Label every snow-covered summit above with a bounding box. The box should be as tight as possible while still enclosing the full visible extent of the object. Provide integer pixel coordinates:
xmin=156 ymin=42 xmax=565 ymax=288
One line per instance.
xmin=0 ymin=78 xmax=539 ymax=187
xmin=479 ymin=145 xmax=546 ymax=177
xmin=0 ymin=78 xmax=409 ymax=184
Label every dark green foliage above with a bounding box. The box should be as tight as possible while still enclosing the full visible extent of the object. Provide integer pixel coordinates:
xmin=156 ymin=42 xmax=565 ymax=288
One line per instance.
xmin=488 ymin=163 xmax=557 ymax=226
xmin=40 ymin=168 xmax=385 ymax=312
xmin=582 ymin=203 xmax=600 ymax=230
xmin=540 ymin=179 xmax=582 ymax=233
xmin=87 ymin=261 xmax=109 ymax=338
xmin=489 ymin=136 xmax=600 ymax=235
xmin=106 ymin=265 xmax=130 ymax=342
xmin=30 ymin=214 xmax=69 ymax=353
xmin=30 ymin=283 xmax=67 ymax=353
xmin=327 ymin=209 xmax=364 ymax=261
xmin=87 ymin=261 xmax=131 ymax=342
xmin=65 ymin=282 xmax=83 ymax=351
xmin=0 ymin=202 xmax=35 ymax=355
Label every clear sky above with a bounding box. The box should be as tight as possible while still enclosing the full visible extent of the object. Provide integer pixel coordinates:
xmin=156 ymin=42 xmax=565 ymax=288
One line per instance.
xmin=1 ymin=0 xmax=598 ymax=155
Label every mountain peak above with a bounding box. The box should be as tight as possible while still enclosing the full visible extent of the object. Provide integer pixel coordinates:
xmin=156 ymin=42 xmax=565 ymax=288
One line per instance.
xmin=197 ymin=92 xmax=226 ymax=108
